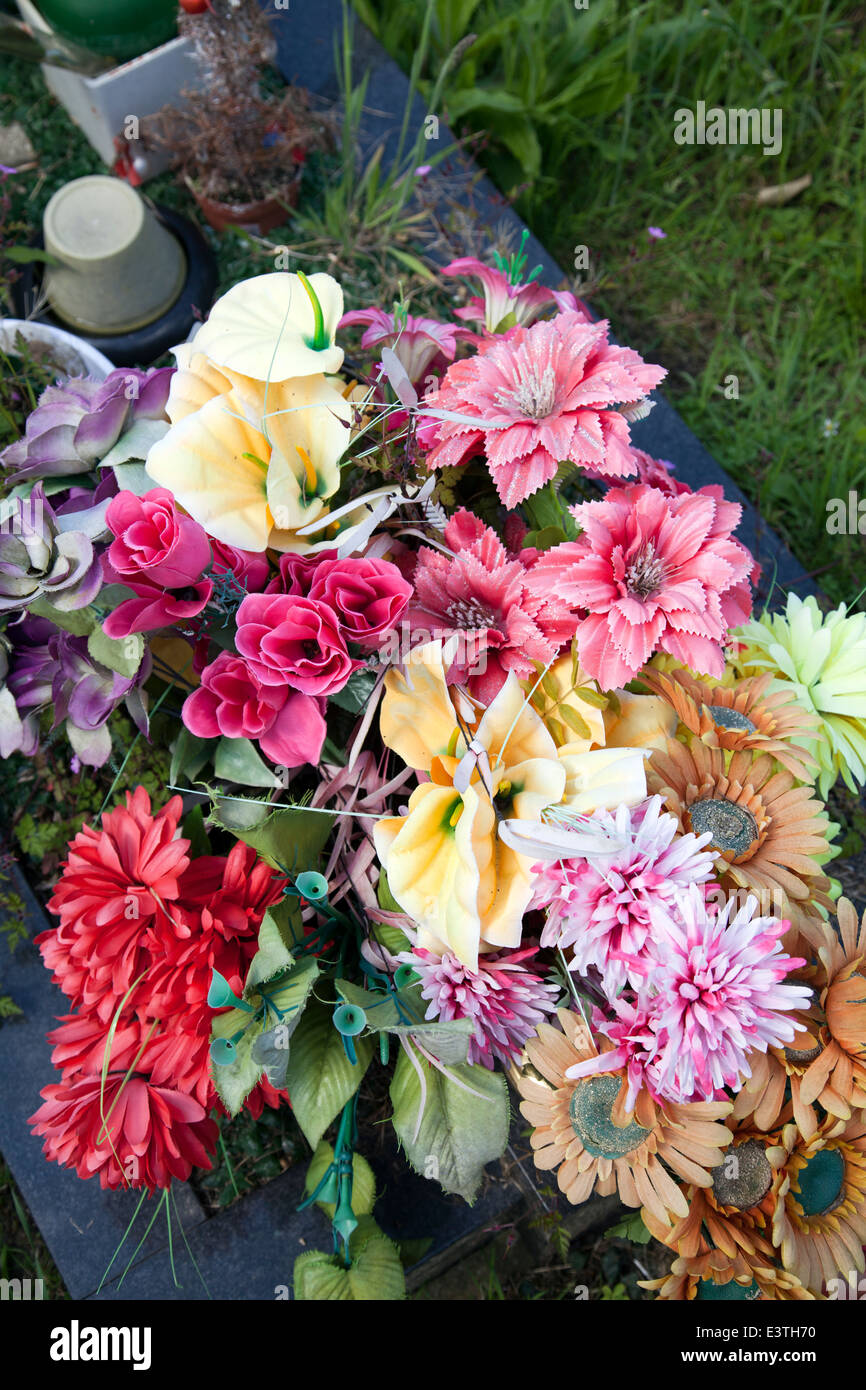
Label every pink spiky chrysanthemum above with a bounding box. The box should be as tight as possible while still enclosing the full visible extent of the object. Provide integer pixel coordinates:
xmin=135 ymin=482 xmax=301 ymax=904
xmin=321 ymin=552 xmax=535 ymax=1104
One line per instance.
xmin=525 ymin=482 xmax=755 ymax=690
xmin=566 ymin=885 xmax=811 ymax=1106
xmin=420 ymin=311 xmax=666 ymax=507
xmin=407 ymin=507 xmax=572 ymax=702
xmin=405 ymin=944 xmax=559 ymax=1069
xmin=533 ymin=796 xmax=717 ymax=997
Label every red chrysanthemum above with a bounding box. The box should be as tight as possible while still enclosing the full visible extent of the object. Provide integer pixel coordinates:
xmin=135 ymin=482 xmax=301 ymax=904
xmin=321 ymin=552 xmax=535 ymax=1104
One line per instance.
xmin=39 ymin=787 xmax=190 ymax=1021
xmin=29 ymin=1074 xmax=218 ymax=1191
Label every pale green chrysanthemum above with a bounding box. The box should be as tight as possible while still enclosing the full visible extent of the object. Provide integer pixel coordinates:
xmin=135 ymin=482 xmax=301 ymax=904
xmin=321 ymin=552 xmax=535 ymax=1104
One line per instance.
xmin=733 ymin=594 xmax=866 ymax=797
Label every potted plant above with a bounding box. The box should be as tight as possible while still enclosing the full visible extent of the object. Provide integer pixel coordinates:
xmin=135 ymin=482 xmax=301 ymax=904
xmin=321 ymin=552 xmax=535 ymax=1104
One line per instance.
xmin=141 ymin=0 xmax=330 ymax=235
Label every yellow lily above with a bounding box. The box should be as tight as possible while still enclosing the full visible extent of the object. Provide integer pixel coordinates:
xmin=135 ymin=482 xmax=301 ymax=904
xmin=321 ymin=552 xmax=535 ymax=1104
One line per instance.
xmin=375 ymin=653 xmax=566 ymax=968
xmin=191 ymin=271 xmax=345 ymax=381
xmin=145 ymin=372 xmax=353 ymax=552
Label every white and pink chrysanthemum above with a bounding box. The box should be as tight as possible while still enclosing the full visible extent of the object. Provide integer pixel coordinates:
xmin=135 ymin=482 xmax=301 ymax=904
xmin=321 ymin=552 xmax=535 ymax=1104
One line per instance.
xmin=566 ymin=885 xmax=811 ymax=1106
xmin=338 ymin=306 xmax=465 ymax=384
xmin=406 ymin=944 xmax=559 ymax=1069
xmin=407 ymin=507 xmax=571 ymax=702
xmin=526 ymin=482 xmax=755 ymax=689
xmin=420 ymin=312 xmax=666 ymax=507
xmin=533 ymin=796 xmax=717 ymax=997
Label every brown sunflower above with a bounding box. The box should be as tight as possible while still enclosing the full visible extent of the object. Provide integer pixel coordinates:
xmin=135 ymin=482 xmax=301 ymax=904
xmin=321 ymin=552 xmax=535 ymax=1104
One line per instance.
xmin=771 ymin=1115 xmax=866 ymax=1292
xmin=640 ymin=668 xmax=819 ymax=781
xmin=513 ymin=1008 xmax=732 ymax=1227
xmin=648 ymin=740 xmax=831 ymax=913
xmin=795 ymin=898 xmax=866 ymax=1116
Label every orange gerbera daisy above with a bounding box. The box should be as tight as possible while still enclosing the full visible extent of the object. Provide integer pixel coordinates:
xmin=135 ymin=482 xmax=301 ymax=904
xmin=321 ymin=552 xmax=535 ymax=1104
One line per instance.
xmin=640 ymin=668 xmax=819 ymax=781
xmin=640 ymin=1250 xmax=815 ymax=1301
xmin=771 ymin=1115 xmax=866 ymax=1292
xmin=795 ymin=897 xmax=866 ymax=1116
xmin=513 ymin=1008 xmax=732 ymax=1227
xmin=732 ymin=1013 xmax=829 ymax=1140
xmin=648 ymin=741 xmax=831 ymax=913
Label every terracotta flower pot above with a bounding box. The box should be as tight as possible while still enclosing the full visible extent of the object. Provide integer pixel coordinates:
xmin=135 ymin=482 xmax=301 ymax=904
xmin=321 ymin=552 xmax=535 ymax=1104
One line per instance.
xmin=189 ymin=169 xmax=302 ymax=236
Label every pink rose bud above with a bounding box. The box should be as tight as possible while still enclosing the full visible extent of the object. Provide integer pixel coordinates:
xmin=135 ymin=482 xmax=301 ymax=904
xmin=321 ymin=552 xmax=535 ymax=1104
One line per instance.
xmin=235 ymin=593 xmax=360 ymax=696
xmin=307 ymin=556 xmax=412 ymax=644
xmin=106 ymin=488 xmax=211 ymax=590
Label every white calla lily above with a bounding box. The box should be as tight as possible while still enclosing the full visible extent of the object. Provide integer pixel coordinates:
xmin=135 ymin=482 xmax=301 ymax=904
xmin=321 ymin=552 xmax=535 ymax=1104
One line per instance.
xmin=192 ymin=271 xmax=345 ymax=381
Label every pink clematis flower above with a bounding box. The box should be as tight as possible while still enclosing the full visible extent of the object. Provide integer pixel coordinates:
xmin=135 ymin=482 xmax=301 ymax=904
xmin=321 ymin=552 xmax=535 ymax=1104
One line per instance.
xmin=339 ymin=306 xmax=465 ymax=384
xmin=526 ymin=483 xmax=754 ymax=689
xmin=407 ymin=507 xmax=571 ymax=701
xmin=421 ymin=312 xmax=666 ymax=507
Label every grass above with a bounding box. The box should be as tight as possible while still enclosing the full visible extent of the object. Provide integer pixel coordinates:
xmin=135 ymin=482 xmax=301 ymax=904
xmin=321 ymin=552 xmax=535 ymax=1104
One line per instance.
xmin=356 ymin=0 xmax=866 ymax=607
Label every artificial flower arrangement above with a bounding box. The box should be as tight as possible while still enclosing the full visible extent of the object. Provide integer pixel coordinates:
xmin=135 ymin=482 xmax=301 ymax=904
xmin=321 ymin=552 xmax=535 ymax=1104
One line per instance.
xmin=3 ymin=243 xmax=866 ymax=1301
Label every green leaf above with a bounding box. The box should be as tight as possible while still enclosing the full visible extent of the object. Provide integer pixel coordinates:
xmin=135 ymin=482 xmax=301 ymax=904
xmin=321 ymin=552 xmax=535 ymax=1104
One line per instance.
xmin=376 ymin=867 xmax=403 ymax=915
xmin=446 ymin=87 xmax=526 ymax=119
xmin=293 ymin=1230 xmax=405 ymax=1301
xmin=170 ymin=726 xmax=215 ymax=785
xmin=244 ymin=903 xmax=298 ymax=996
xmin=570 ymin=684 xmax=609 ymax=709
xmin=523 ymin=524 xmax=568 ymax=551
xmin=109 ymin=462 xmax=154 ymax=497
xmin=181 ymin=804 xmax=210 ymax=858
xmin=4 ymin=245 xmax=60 ymax=265
xmin=559 ymin=703 xmax=593 ymax=740
xmin=210 ymin=1009 xmax=265 ymax=1117
xmin=389 ymin=1049 xmax=510 ymax=1203
xmin=214 ymin=736 xmax=279 ymax=788
xmin=328 ymin=667 xmax=379 ymax=714
xmin=209 ymin=802 xmax=335 ymax=874
xmin=335 ymin=978 xmax=425 ymax=1031
xmin=604 ymin=1211 xmax=652 ymax=1245
xmin=305 ymin=1141 xmax=377 ymax=1218
xmin=283 ymin=998 xmax=372 ymax=1151
xmin=389 ymin=1019 xmax=473 ymax=1066
xmin=87 ymin=625 xmax=144 ymax=678
xmin=99 ymin=418 xmax=170 ymax=468
xmin=28 ymin=597 xmax=96 ymax=636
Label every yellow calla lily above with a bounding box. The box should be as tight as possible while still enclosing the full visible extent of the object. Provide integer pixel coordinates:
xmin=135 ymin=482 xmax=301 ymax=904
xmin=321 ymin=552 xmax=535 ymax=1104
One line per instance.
xmin=164 ymin=343 xmax=253 ymax=424
xmin=374 ymin=656 xmax=567 ymax=968
xmin=192 ymin=272 xmax=345 ymax=381
xmin=145 ymin=374 xmax=352 ymax=552
xmin=557 ymin=743 xmax=648 ymax=813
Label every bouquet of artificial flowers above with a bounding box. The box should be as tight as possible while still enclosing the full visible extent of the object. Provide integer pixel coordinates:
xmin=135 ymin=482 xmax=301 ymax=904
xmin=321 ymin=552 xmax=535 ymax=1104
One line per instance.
xmin=5 ymin=249 xmax=866 ymax=1301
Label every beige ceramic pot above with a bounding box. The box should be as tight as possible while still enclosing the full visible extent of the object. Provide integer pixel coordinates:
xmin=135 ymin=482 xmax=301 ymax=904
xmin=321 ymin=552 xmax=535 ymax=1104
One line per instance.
xmin=42 ymin=175 xmax=186 ymax=335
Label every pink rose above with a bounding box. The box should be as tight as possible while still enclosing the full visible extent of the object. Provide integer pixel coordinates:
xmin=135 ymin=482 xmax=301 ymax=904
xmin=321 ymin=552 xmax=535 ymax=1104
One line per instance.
xmin=182 ymin=651 xmax=326 ymax=767
xmin=307 ymin=556 xmax=412 ymax=644
xmin=267 ymin=550 xmax=335 ymax=597
xmin=211 ymin=540 xmax=271 ymax=593
xmin=235 ymin=593 xmax=359 ymax=696
xmin=101 ymin=574 xmax=212 ymax=638
xmin=106 ymin=489 xmax=211 ymax=589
